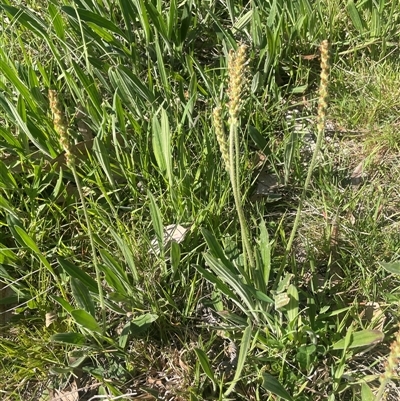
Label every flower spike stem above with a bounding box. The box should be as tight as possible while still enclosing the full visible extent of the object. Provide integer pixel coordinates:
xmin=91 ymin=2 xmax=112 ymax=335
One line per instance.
xmin=227 ymin=45 xmax=255 ymax=272
xmin=286 ymin=40 xmax=330 ymax=263
xmin=49 ymin=90 xmax=107 ymax=334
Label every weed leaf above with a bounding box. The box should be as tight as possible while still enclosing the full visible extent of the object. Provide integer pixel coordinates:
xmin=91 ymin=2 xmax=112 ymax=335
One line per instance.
xmin=262 ymin=373 xmax=293 ymax=401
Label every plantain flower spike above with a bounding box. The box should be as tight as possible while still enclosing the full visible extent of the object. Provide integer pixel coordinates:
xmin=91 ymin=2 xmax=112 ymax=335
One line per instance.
xmin=317 ymin=40 xmax=330 ymax=136
xmin=227 ymin=44 xmax=248 ymax=125
xmin=49 ymin=89 xmax=74 ymax=167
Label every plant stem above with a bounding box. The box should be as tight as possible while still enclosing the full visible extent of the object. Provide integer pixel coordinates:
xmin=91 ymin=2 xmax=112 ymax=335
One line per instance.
xmin=71 ymin=166 xmax=107 ymax=334
xmin=286 ymin=40 xmax=330 ymax=258
xmin=229 ymin=121 xmax=255 ymax=272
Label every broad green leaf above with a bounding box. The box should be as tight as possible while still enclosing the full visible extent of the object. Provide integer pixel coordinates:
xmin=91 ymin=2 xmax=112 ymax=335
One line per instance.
xmin=4 ymin=98 xmax=50 ymax=156
xmin=133 ymin=0 xmax=152 ymax=45
xmin=48 ymin=3 xmax=66 ymax=41
xmin=117 ymin=0 xmax=136 ymax=42
xmin=109 ymin=65 xmax=156 ymax=106
xmin=0 ymin=246 xmax=18 ymax=266
xmin=206 ymin=10 xmax=236 ymax=49
xmin=195 ymin=265 xmax=240 ymax=306
xmin=13 ymin=225 xmax=40 ymax=254
xmin=50 ymin=333 xmax=86 ymax=345
xmin=361 ymin=382 xmax=374 ymax=401
xmin=332 ymin=330 xmax=384 ymax=350
xmin=344 ymin=324 xmax=354 ymax=352
xmin=71 ymin=309 xmax=102 ymax=333
xmin=118 ymin=321 xmax=132 ymax=349
xmin=152 ymin=108 xmax=173 ymax=185
xmin=51 ymin=332 xmax=86 ymax=345
xmin=0 ymin=125 xmax=22 ymax=148
xmin=296 ymin=344 xmax=316 ymax=371
xmin=0 ymin=160 xmax=18 ymax=188
xmin=287 ymin=284 xmax=299 ymax=324
xmin=131 ymin=313 xmax=158 ymax=334
xmin=154 ymin=36 xmax=170 ymax=96
xmin=71 ymin=61 xmax=102 ymax=119
xmin=99 ymin=249 xmax=130 ymax=285
xmin=249 ymin=125 xmax=270 ymax=154
xmin=170 ymin=241 xmax=181 ymax=273
xmin=1 ymin=5 xmax=47 ymax=39
xmin=167 ymin=0 xmax=177 ymax=41
xmin=234 ymin=9 xmax=253 ymax=31
xmin=379 ymin=261 xmax=400 ymax=275
xmin=262 ymin=373 xmax=293 ymax=401
xmin=255 ymin=291 xmax=273 ymax=303
xmin=143 ymin=1 xmax=168 ymax=42
xmin=346 ymin=0 xmax=365 ymax=33
xmin=51 ymin=295 xmax=74 ymax=314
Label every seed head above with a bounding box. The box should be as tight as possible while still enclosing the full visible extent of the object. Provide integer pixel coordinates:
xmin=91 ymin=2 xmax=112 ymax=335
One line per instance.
xmin=227 ymin=44 xmax=248 ymax=125
xmin=213 ymin=106 xmax=230 ymax=172
xmin=49 ymin=90 xmax=74 ymax=167
xmin=317 ymin=40 xmax=330 ymax=135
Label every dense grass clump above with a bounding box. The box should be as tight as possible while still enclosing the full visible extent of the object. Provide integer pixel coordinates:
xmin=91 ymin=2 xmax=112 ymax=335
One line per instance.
xmin=1 ymin=0 xmax=400 ymax=400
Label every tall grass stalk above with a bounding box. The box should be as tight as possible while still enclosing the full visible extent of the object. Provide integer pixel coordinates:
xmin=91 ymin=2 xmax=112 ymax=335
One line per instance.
xmin=214 ymin=45 xmax=255 ymax=272
xmin=286 ymin=40 xmax=330 ymax=258
xmin=48 ymin=90 xmax=106 ymax=333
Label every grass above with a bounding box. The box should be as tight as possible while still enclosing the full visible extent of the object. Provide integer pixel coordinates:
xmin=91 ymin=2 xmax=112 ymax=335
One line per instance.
xmin=1 ymin=0 xmax=400 ymax=400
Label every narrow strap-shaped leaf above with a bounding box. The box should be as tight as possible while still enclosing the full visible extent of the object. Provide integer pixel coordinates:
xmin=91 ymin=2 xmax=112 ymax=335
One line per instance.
xmin=61 ymin=6 xmax=127 ymax=39
xmin=194 ymin=348 xmax=217 ymax=392
xmin=58 ymin=257 xmax=99 ymax=294
xmin=71 ymin=277 xmax=96 ymax=317
xmin=224 ymin=323 xmax=252 ymax=396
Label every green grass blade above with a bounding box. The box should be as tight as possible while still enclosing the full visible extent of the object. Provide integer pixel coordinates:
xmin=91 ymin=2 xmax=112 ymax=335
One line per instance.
xmin=148 ymin=190 xmax=164 ymax=257
xmin=203 ymin=253 xmax=257 ymax=321
xmin=194 ymin=348 xmax=217 ymax=391
xmin=224 ymin=322 xmax=252 ymax=396
xmin=61 ymin=6 xmax=127 ymax=39
xmin=58 ymin=257 xmax=99 ymax=294
xmin=196 ymin=265 xmax=240 ymax=306
xmin=133 ymin=0 xmax=152 ymax=45
xmin=259 ymin=220 xmax=272 ymax=285
xmin=71 ymin=277 xmax=96 ymax=317
xmin=13 ymin=225 xmax=55 ymax=276
xmin=93 ymin=137 xmax=116 ymax=188
xmin=108 ymin=228 xmax=139 ymax=282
